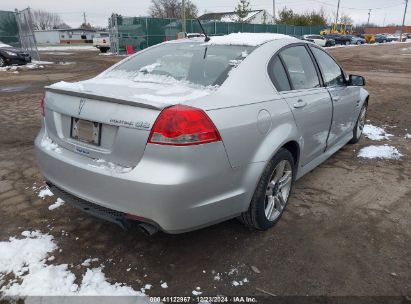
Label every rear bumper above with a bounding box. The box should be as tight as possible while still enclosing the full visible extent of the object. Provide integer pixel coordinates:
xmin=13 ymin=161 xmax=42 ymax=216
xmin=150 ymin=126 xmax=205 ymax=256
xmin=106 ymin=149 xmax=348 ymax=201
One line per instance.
xmin=35 ymin=127 xmax=263 ymax=233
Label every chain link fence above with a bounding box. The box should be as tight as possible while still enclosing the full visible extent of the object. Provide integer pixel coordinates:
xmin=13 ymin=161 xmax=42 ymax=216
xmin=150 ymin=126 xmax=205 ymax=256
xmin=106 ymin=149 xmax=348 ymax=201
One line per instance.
xmin=0 ymin=10 xmax=20 ymax=47
xmin=0 ymin=8 xmax=39 ymax=60
xmin=109 ymin=15 xmax=327 ymax=54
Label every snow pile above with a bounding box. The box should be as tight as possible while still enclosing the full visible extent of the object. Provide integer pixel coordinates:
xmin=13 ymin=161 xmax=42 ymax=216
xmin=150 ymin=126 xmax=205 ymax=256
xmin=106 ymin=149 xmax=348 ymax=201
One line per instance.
xmin=205 ymin=33 xmax=296 ymax=46
xmin=232 ymin=278 xmax=249 ymax=287
xmin=81 ymin=258 xmax=99 ymax=267
xmin=0 ymin=42 xmax=12 ymax=48
xmin=358 ymin=145 xmax=402 ymax=160
xmin=0 ymin=63 xmax=44 ymax=73
xmin=38 ymin=188 xmax=54 ymax=199
xmin=40 ymin=136 xmax=62 ymax=154
xmin=42 ymin=52 xmax=74 ymax=55
xmin=48 ymin=198 xmax=65 ymax=210
xmin=0 ymin=231 xmax=144 ymax=297
xmin=37 ymin=45 xmax=97 ymax=51
xmin=363 ymin=124 xmax=393 ymax=141
xmin=192 ymin=287 xmax=202 ymax=295
xmin=405 ymin=133 xmax=411 ymax=139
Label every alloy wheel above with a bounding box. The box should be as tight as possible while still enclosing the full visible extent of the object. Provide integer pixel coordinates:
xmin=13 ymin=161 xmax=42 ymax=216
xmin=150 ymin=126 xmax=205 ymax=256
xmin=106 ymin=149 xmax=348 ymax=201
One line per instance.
xmin=264 ymin=160 xmax=293 ymax=221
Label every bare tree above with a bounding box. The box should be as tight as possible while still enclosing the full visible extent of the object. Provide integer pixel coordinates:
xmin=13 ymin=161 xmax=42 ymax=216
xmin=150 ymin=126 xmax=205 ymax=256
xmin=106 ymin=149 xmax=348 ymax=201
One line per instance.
xmin=32 ymin=9 xmax=67 ymax=30
xmin=235 ymin=0 xmax=252 ymax=22
xmin=149 ymin=0 xmax=198 ymax=19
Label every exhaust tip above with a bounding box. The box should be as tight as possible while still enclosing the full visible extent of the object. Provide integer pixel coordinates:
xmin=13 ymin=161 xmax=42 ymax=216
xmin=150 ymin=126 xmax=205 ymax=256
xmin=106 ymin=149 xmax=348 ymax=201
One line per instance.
xmin=138 ymin=223 xmax=159 ymax=236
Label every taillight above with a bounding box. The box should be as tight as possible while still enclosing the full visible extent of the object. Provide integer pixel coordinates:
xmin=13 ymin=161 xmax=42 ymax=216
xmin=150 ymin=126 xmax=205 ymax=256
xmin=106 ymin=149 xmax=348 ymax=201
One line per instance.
xmin=103 ymin=39 xmax=106 ymax=43
xmin=40 ymin=94 xmax=45 ymax=116
xmin=148 ymin=105 xmax=221 ymax=146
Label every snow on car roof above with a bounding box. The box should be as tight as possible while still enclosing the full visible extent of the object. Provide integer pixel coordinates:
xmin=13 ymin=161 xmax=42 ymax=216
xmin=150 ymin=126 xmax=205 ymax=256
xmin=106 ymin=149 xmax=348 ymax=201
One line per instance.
xmin=205 ymin=33 xmax=297 ymax=46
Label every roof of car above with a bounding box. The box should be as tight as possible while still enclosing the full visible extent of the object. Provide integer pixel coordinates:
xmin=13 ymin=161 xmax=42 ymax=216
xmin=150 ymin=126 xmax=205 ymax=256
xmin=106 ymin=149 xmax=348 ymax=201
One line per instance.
xmin=204 ymin=33 xmax=297 ymax=46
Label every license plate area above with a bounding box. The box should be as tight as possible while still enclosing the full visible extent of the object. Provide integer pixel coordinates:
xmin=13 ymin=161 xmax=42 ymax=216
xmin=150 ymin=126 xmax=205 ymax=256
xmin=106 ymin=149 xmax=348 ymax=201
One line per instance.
xmin=71 ymin=118 xmax=101 ymax=146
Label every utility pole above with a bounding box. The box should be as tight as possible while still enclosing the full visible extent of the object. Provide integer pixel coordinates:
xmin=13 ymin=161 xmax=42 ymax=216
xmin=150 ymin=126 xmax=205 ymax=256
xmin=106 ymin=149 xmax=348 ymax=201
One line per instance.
xmin=182 ymin=0 xmax=186 ymax=33
xmin=367 ymin=9 xmax=372 ymax=25
xmin=335 ymin=0 xmax=341 ymax=24
xmin=399 ymin=0 xmax=408 ymax=42
xmin=83 ymin=12 xmax=87 ymax=25
xmin=273 ymin=0 xmax=276 ymax=23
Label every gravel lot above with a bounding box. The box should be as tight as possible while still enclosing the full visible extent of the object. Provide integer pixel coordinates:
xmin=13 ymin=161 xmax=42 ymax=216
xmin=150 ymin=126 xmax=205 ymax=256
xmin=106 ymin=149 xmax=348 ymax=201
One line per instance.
xmin=0 ymin=43 xmax=410 ymax=298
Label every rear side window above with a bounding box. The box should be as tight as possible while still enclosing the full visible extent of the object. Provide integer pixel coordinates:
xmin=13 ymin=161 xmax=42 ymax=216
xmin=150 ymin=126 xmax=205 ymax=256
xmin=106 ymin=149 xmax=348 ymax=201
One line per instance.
xmin=269 ymin=57 xmax=291 ymax=92
xmin=311 ymin=47 xmax=345 ymax=87
xmin=280 ymin=46 xmax=320 ymax=90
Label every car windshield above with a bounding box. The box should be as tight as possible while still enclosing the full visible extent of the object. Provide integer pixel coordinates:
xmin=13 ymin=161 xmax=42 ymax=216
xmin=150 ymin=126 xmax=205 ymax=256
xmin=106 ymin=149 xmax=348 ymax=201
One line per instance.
xmin=0 ymin=41 xmax=12 ymax=48
xmin=106 ymin=42 xmax=255 ymax=86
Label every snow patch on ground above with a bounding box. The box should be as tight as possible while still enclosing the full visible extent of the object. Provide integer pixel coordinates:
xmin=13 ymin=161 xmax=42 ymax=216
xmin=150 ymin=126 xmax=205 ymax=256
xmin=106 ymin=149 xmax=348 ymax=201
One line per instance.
xmin=363 ymin=124 xmax=393 ymax=141
xmin=358 ymin=145 xmax=402 ymax=160
xmin=37 ymin=45 xmax=97 ymax=51
xmin=38 ymin=188 xmax=54 ymax=199
xmin=42 ymin=52 xmax=75 ymax=55
xmin=232 ymin=278 xmax=249 ymax=287
xmin=48 ymin=198 xmax=65 ymax=210
xmin=405 ymin=133 xmax=411 ymax=139
xmin=81 ymin=258 xmax=99 ymax=267
xmin=0 ymin=231 xmax=144 ymax=297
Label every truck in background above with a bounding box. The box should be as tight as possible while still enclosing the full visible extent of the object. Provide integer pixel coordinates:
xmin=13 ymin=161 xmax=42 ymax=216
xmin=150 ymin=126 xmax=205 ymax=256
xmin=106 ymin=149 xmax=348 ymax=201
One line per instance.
xmin=93 ymin=32 xmax=110 ymax=53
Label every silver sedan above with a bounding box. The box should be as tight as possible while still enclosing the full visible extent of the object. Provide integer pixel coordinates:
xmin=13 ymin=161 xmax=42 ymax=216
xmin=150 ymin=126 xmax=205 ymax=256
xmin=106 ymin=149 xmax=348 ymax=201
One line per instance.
xmin=35 ymin=33 xmax=369 ymax=234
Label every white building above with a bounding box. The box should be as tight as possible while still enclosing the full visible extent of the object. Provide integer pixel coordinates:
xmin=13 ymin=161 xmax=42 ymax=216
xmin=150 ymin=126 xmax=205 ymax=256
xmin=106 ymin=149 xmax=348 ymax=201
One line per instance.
xmin=199 ymin=10 xmax=274 ymax=24
xmin=35 ymin=29 xmax=97 ymax=45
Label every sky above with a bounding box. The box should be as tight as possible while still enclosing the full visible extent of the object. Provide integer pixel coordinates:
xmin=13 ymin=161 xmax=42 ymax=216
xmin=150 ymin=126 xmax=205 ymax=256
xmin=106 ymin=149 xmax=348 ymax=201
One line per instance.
xmin=2 ymin=0 xmax=410 ymax=28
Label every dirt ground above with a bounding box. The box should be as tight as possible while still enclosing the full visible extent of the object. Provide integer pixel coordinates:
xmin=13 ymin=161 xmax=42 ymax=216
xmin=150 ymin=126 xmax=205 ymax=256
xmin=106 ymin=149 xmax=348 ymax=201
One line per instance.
xmin=0 ymin=43 xmax=410 ymax=298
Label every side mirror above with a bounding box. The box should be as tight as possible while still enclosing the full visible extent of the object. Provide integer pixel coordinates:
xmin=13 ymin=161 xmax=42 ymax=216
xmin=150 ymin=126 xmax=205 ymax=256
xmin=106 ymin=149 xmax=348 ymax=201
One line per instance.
xmin=349 ymin=75 xmax=366 ymax=86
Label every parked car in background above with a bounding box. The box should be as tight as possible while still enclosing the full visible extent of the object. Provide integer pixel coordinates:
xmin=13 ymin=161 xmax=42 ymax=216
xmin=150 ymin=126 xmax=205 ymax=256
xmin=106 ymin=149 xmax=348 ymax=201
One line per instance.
xmin=374 ymin=34 xmax=389 ymax=43
xmin=346 ymin=35 xmax=366 ymax=45
xmin=36 ymin=33 xmax=369 ymax=235
xmin=323 ymin=34 xmax=351 ymax=45
xmin=0 ymin=41 xmax=31 ymax=67
xmin=93 ymin=33 xmax=110 ymax=53
xmin=385 ymin=34 xmax=399 ymax=42
xmin=303 ymin=35 xmax=335 ymax=47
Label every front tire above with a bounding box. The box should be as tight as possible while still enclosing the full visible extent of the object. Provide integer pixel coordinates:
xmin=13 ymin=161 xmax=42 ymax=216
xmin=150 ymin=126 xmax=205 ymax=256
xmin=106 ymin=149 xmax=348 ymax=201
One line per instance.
xmin=349 ymin=103 xmax=367 ymax=144
xmin=0 ymin=56 xmax=6 ymax=67
xmin=239 ymin=148 xmax=295 ymax=230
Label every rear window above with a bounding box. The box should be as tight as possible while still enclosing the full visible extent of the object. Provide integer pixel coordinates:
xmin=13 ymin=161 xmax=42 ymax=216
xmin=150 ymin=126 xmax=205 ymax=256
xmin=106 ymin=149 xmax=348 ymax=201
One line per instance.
xmin=106 ymin=42 xmax=255 ymax=86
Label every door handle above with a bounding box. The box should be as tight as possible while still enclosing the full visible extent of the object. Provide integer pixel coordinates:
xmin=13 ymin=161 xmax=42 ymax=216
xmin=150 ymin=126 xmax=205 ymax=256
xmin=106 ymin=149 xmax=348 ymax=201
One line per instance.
xmin=293 ymin=100 xmax=307 ymax=108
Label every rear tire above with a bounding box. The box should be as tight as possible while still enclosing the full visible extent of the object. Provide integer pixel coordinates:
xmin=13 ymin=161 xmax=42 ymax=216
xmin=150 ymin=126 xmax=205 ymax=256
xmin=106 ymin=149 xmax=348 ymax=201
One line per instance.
xmin=349 ymin=103 xmax=368 ymax=144
xmin=100 ymin=47 xmax=109 ymax=53
xmin=239 ymin=148 xmax=295 ymax=230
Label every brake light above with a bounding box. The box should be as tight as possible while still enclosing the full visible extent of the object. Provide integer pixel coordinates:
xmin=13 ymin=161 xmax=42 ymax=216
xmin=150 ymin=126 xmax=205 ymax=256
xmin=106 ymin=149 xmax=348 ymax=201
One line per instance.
xmin=103 ymin=39 xmax=106 ymax=43
xmin=40 ymin=94 xmax=45 ymax=116
xmin=148 ymin=105 xmax=221 ymax=146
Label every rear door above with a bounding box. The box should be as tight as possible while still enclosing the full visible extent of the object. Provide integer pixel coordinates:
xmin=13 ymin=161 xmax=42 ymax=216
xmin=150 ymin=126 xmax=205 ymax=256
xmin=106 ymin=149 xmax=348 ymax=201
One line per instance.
xmin=271 ymin=45 xmax=333 ymax=166
xmin=309 ymin=46 xmax=360 ymax=148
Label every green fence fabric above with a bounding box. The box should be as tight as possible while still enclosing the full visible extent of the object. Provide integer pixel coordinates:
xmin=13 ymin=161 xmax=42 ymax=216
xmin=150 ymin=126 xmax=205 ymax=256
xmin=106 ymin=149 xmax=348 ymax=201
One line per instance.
xmin=0 ymin=10 xmax=20 ymax=47
xmin=112 ymin=16 xmax=326 ymax=53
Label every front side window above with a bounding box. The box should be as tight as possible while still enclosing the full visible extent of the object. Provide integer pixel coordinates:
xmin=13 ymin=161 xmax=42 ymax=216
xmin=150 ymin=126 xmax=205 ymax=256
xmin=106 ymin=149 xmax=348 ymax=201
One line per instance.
xmin=279 ymin=45 xmax=320 ymax=90
xmin=105 ymin=42 xmax=255 ymax=87
xmin=311 ymin=47 xmax=345 ymax=87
